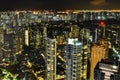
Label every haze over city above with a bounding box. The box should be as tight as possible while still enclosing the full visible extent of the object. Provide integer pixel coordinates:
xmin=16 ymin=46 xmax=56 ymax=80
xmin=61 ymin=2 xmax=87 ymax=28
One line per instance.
xmin=0 ymin=0 xmax=120 ymax=10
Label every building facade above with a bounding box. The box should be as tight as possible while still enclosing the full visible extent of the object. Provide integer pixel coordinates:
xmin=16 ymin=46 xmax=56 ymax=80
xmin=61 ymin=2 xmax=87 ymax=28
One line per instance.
xmin=65 ymin=38 xmax=83 ymax=80
xmin=90 ymin=40 xmax=109 ymax=80
xmin=45 ymin=38 xmax=57 ymax=80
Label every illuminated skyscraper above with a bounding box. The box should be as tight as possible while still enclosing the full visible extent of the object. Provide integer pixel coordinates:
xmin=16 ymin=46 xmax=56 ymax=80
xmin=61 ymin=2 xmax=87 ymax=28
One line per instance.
xmin=0 ymin=27 xmax=4 ymax=44
xmin=90 ymin=40 xmax=109 ymax=80
xmin=82 ymin=46 xmax=89 ymax=79
xmin=94 ymin=59 xmax=120 ymax=80
xmin=0 ymin=27 xmax=4 ymax=62
xmin=45 ymin=38 xmax=57 ymax=80
xmin=65 ymin=38 xmax=82 ymax=80
xmin=25 ymin=29 xmax=29 ymax=46
xmin=2 ymin=26 xmax=23 ymax=64
xmin=24 ymin=26 xmax=43 ymax=48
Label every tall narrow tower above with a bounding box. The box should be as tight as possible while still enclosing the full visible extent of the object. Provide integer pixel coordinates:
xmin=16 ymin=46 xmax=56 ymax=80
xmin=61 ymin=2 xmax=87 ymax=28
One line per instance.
xmin=25 ymin=29 xmax=29 ymax=46
xmin=65 ymin=38 xmax=82 ymax=80
xmin=0 ymin=27 xmax=4 ymax=63
xmin=45 ymin=38 xmax=57 ymax=80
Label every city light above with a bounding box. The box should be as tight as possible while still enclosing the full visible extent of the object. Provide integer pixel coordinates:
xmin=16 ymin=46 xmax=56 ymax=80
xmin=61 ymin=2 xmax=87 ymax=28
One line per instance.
xmin=99 ymin=20 xmax=105 ymax=27
xmin=0 ymin=10 xmax=120 ymax=80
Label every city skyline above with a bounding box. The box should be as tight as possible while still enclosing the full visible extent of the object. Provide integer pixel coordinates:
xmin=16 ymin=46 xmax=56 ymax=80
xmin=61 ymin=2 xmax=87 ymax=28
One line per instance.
xmin=0 ymin=8 xmax=120 ymax=80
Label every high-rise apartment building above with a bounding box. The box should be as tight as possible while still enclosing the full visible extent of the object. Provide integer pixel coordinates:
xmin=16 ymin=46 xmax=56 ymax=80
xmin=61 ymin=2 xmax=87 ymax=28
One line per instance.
xmin=90 ymin=40 xmax=109 ymax=80
xmin=0 ymin=27 xmax=4 ymax=63
xmin=45 ymin=38 xmax=57 ymax=80
xmin=65 ymin=38 xmax=83 ymax=80
xmin=25 ymin=29 xmax=29 ymax=46
xmin=94 ymin=59 xmax=120 ymax=80
xmin=82 ymin=46 xmax=88 ymax=79
xmin=2 ymin=26 xmax=23 ymax=64
xmin=24 ymin=26 xmax=43 ymax=48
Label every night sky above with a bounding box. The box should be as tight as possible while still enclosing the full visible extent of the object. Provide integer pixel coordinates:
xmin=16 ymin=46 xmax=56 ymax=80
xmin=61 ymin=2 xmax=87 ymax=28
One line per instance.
xmin=0 ymin=0 xmax=120 ymax=11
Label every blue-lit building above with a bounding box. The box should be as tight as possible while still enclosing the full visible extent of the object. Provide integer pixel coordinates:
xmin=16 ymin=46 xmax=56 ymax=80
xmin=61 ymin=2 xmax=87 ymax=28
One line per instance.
xmin=65 ymin=38 xmax=83 ymax=80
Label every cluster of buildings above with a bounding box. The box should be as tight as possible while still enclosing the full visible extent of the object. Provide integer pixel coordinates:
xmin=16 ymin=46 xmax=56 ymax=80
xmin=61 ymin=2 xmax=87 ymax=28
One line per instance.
xmin=0 ymin=10 xmax=120 ymax=80
xmin=0 ymin=10 xmax=120 ymax=26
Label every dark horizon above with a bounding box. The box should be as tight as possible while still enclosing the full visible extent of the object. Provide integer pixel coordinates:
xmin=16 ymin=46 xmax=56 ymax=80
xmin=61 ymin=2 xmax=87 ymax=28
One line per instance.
xmin=0 ymin=0 xmax=120 ymax=11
